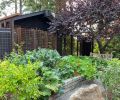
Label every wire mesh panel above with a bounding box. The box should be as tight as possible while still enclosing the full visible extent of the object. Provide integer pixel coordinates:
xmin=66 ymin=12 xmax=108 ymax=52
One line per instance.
xmin=22 ymin=28 xmax=35 ymax=51
xmin=0 ymin=28 xmax=12 ymax=58
xmin=36 ymin=29 xmax=48 ymax=48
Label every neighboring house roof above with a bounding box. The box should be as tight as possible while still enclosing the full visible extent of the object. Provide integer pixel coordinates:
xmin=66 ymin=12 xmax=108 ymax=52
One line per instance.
xmin=0 ymin=13 xmax=21 ymax=21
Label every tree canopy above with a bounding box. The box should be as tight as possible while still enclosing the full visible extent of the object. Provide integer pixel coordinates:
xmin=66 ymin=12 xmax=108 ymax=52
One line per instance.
xmin=50 ymin=0 xmax=120 ymax=53
xmin=0 ymin=0 xmax=22 ymax=16
xmin=0 ymin=0 xmax=67 ymax=16
xmin=24 ymin=0 xmax=55 ymax=12
xmin=0 ymin=0 xmax=14 ymax=16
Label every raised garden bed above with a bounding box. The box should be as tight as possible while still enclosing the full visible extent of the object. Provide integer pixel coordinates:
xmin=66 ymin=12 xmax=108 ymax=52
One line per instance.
xmin=49 ymin=76 xmax=94 ymax=100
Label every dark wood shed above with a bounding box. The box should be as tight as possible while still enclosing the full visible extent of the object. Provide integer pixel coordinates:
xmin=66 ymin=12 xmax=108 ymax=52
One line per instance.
xmin=0 ymin=10 xmax=93 ymax=57
xmin=13 ymin=11 xmax=57 ymax=51
xmin=0 ymin=11 xmax=57 ymax=53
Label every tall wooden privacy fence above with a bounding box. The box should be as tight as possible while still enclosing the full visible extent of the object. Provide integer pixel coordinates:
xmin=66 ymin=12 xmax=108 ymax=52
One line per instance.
xmin=15 ymin=27 xmax=57 ymax=52
xmin=0 ymin=28 xmax=12 ymax=58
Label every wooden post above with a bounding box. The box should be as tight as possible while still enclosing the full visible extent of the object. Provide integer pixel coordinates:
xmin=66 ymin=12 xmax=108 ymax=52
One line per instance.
xmin=17 ymin=27 xmax=22 ymax=44
xmin=54 ymin=34 xmax=57 ymax=49
xmin=11 ymin=20 xmax=15 ymax=49
xmin=77 ymin=40 xmax=79 ymax=56
xmin=45 ymin=31 xmax=48 ymax=48
xmin=70 ymin=35 xmax=73 ymax=55
xmin=80 ymin=39 xmax=83 ymax=56
xmin=33 ymin=29 xmax=37 ymax=49
xmin=63 ymin=34 xmax=66 ymax=55
xmin=91 ymin=39 xmax=94 ymax=53
xmin=57 ymin=33 xmax=62 ymax=55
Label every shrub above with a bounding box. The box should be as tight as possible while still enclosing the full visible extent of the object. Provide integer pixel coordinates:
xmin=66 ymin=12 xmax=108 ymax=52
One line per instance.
xmin=92 ymin=57 xmax=108 ymax=69
xmin=0 ymin=60 xmax=60 ymax=100
xmin=80 ymin=56 xmax=108 ymax=70
xmin=0 ymin=60 xmax=41 ymax=100
xmin=99 ymin=59 xmax=120 ymax=100
xmin=78 ymin=56 xmax=97 ymax=79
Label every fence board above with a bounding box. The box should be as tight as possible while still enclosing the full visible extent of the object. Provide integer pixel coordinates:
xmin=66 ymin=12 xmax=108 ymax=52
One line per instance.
xmin=90 ymin=52 xmax=113 ymax=60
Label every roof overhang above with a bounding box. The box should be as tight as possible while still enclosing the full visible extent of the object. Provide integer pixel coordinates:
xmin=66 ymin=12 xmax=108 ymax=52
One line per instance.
xmin=14 ymin=10 xmax=53 ymax=21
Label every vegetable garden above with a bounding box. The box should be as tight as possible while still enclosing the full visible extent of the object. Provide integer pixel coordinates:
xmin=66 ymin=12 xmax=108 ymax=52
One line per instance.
xmin=0 ymin=48 xmax=120 ymax=100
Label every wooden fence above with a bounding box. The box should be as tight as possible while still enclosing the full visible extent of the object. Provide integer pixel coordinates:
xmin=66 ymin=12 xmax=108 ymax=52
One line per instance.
xmin=0 ymin=28 xmax=12 ymax=58
xmin=90 ymin=52 xmax=113 ymax=60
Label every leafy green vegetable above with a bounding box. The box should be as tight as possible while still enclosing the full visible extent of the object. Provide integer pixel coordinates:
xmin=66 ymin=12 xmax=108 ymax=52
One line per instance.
xmin=7 ymin=48 xmax=61 ymax=68
xmin=56 ymin=56 xmax=96 ymax=80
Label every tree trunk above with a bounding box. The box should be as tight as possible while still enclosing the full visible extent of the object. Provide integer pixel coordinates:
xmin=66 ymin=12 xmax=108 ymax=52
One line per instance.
xmin=55 ymin=0 xmax=68 ymax=13
xmin=97 ymin=39 xmax=113 ymax=54
xmin=97 ymin=39 xmax=106 ymax=54
xmin=99 ymin=48 xmax=105 ymax=54
xmin=15 ymin=0 xmax=17 ymax=13
xmin=19 ymin=0 xmax=22 ymax=14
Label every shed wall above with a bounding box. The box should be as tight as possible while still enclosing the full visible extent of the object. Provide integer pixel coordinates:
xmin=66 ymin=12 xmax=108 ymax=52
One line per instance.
xmin=15 ymin=27 xmax=57 ymax=52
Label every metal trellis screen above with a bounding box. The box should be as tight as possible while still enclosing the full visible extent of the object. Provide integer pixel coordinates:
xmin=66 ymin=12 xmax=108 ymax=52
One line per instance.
xmin=15 ymin=27 xmax=57 ymax=52
xmin=0 ymin=28 xmax=12 ymax=58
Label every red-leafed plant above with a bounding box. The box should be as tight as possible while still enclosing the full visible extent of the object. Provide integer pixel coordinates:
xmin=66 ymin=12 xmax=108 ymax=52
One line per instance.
xmin=50 ymin=0 xmax=120 ymax=53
